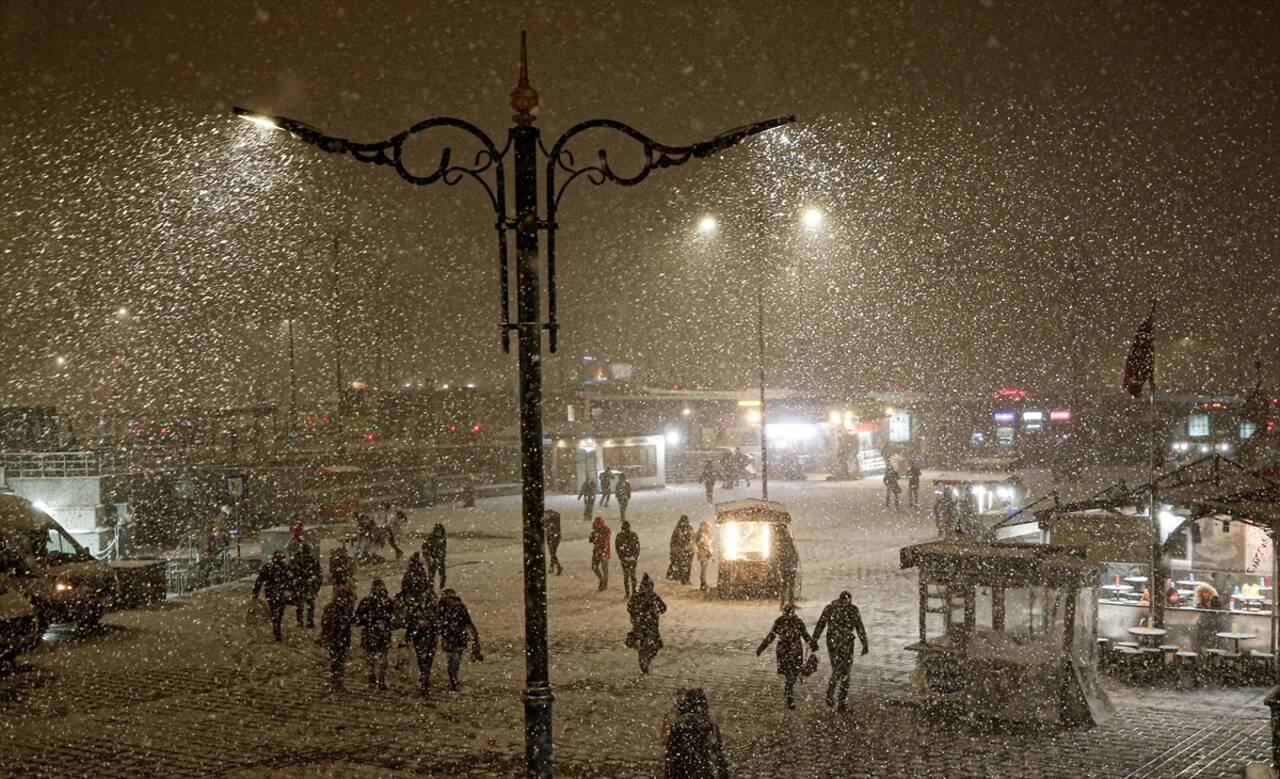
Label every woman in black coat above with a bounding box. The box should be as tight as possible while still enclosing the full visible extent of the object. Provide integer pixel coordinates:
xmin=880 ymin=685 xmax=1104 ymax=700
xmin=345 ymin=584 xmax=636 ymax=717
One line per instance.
xmin=756 ymin=604 xmax=812 ymax=709
xmin=354 ymin=578 xmax=396 ymax=690
xmin=627 ymin=573 xmax=668 ymax=673
xmin=667 ymin=515 xmax=694 ymax=585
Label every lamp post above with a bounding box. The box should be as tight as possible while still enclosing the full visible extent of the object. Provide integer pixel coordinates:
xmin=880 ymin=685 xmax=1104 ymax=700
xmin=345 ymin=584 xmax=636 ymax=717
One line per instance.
xmin=696 ymin=205 xmax=823 ymax=501
xmin=236 ymin=34 xmax=792 ymax=777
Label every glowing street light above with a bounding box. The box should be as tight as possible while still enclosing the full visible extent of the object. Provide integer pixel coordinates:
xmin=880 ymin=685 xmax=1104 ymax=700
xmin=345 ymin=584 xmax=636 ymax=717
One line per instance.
xmin=801 ymin=206 xmax=824 ymax=228
xmin=53 ymin=355 xmax=67 ymax=367
xmin=697 ymin=214 xmax=719 ymax=233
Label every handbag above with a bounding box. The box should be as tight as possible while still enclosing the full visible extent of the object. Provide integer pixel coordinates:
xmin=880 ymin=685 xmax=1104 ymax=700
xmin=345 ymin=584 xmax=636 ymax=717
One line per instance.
xmin=625 ymin=630 xmax=638 ymax=649
xmin=801 ymin=650 xmax=820 ymax=677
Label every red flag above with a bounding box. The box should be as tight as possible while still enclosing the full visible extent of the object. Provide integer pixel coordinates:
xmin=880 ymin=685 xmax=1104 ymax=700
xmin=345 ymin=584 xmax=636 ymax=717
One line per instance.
xmin=1123 ymin=315 xmax=1154 ymax=397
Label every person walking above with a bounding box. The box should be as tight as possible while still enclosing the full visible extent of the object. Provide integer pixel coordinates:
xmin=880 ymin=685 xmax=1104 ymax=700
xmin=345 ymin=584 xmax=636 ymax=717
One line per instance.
xmin=883 ymin=463 xmax=901 ymax=510
xmin=627 ymin=574 xmax=667 ymax=673
xmin=906 ymin=461 xmax=922 ymax=508
xmin=775 ymin=526 xmax=799 ymax=608
xmin=439 ymin=588 xmax=483 ymax=690
xmin=398 ymin=580 xmax=440 ymax=699
xmin=589 ymin=516 xmax=612 ymax=591
xmin=578 ymin=475 xmax=597 ymax=521
xmin=401 ymin=552 xmax=429 ymax=598
xmin=543 ymin=509 xmax=563 ymax=576
xmin=598 ymin=469 xmax=614 ymax=506
xmin=756 ymin=603 xmax=813 ymax=710
xmin=668 ymin=515 xmax=694 ymax=585
xmin=933 ymin=487 xmax=956 ymax=537
xmin=289 ymin=542 xmax=323 ymax=629
xmin=664 ymin=688 xmax=730 ymax=779
xmin=811 ymin=591 xmax=869 ymax=712
xmin=354 ymin=578 xmax=396 ymax=690
xmin=700 ymin=460 xmax=717 ymax=504
xmin=422 ymin=523 xmax=447 ymax=589
xmin=329 ymin=546 xmax=356 ymax=589
xmin=252 ymin=550 xmax=293 ymax=642
xmin=615 ymin=520 xmax=641 ymax=598
xmin=615 ymin=473 xmax=633 ymax=521
xmin=319 ymin=582 xmax=357 ymax=690
xmin=695 ymin=521 xmax=715 ymax=591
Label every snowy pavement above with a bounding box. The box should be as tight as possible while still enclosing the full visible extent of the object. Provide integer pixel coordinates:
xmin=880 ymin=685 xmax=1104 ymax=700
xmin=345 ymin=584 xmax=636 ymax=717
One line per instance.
xmin=0 ymin=474 xmax=1271 ymax=777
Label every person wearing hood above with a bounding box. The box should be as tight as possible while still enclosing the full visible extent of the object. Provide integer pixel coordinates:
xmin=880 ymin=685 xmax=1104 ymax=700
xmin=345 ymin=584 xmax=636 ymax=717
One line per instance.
xmin=811 ymin=591 xmax=869 ymax=712
xmin=627 ymin=573 xmax=667 ymax=673
xmin=397 ymin=579 xmax=440 ymax=699
xmin=615 ymin=520 xmax=641 ymax=598
xmin=354 ymin=578 xmax=396 ymax=690
xmin=319 ymin=582 xmax=357 ymax=689
xmin=589 ymin=516 xmax=612 ymax=591
xmin=668 ymin=515 xmax=694 ymax=585
xmin=598 ymin=468 xmax=613 ymax=506
xmin=422 ymin=523 xmax=447 ymax=589
xmin=439 ymin=588 xmax=483 ymax=690
xmin=883 ymin=463 xmax=901 ymax=510
xmin=756 ymin=603 xmax=813 ymax=710
xmin=695 ymin=521 xmax=715 ymax=591
xmin=289 ymin=542 xmax=323 ymax=629
xmin=400 ymin=552 xmax=429 ymax=600
xmin=664 ymin=688 xmax=730 ymax=779
xmin=253 ymin=549 xmax=293 ymax=642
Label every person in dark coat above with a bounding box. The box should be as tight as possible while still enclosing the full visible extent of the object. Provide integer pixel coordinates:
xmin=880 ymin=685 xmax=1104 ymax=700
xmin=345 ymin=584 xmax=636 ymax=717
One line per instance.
xmin=756 ymin=604 xmax=812 ymax=709
xmin=811 ymin=591 xmax=869 ymax=711
xmin=253 ymin=550 xmax=293 ymax=641
xmin=397 ymin=580 xmax=440 ymax=698
xmin=668 ymin=515 xmax=694 ymax=585
xmin=319 ymin=583 xmax=357 ymax=689
xmin=664 ymin=688 xmax=730 ymax=779
xmin=615 ymin=473 xmax=633 ymax=521
xmin=354 ymin=578 xmax=396 ymax=690
xmin=906 ymin=461 xmax=922 ymax=508
xmin=401 ymin=552 xmax=429 ymax=599
xmin=775 ymin=527 xmax=799 ymax=608
xmin=933 ymin=488 xmax=956 ymax=537
xmin=543 ymin=510 xmax=563 ymax=576
xmin=598 ymin=469 xmax=613 ymax=506
xmin=700 ymin=460 xmax=717 ymax=504
xmin=289 ymin=542 xmax=323 ymax=629
xmin=422 ymin=523 xmax=447 ymax=589
xmin=329 ymin=546 xmax=356 ymax=589
xmin=439 ymin=588 xmax=483 ymax=690
xmin=577 ymin=476 xmax=597 ymax=521
xmin=883 ymin=464 xmax=901 ymax=510
xmin=627 ymin=573 xmax=667 ymax=673
xmin=615 ymin=520 xmax=641 ymax=598
xmin=589 ymin=516 xmax=612 ymax=591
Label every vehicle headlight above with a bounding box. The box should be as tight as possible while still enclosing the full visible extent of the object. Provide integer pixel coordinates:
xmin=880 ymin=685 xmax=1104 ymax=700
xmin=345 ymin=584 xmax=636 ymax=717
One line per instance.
xmin=54 ymin=580 xmax=74 ymax=593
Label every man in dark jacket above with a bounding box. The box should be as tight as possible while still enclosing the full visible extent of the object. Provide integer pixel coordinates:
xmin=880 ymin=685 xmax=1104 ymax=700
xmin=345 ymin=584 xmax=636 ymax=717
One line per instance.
xmin=354 ymin=578 xmax=395 ymax=690
xmin=577 ymin=476 xmax=596 ymax=521
xmin=756 ymin=604 xmax=812 ymax=709
xmin=615 ymin=520 xmax=641 ymax=598
xmin=883 ymin=464 xmax=901 ymax=510
xmin=422 ymin=523 xmax=447 ymax=589
xmin=700 ymin=460 xmax=717 ymax=504
xmin=543 ymin=510 xmax=563 ymax=576
xmin=319 ymin=583 xmax=356 ymax=689
xmin=664 ymin=688 xmax=730 ymax=779
xmin=598 ymin=469 xmax=613 ymax=506
xmin=253 ymin=550 xmax=293 ymax=641
xmin=401 ymin=552 xmax=429 ymax=599
xmin=811 ymin=591 xmax=869 ymax=711
xmin=627 ymin=573 xmax=667 ymax=673
xmin=615 ymin=473 xmax=633 ymax=521
xmin=906 ymin=461 xmax=922 ymax=508
xmin=398 ymin=582 xmax=440 ymax=698
xmin=589 ymin=516 xmax=612 ymax=591
xmin=289 ymin=543 xmax=323 ymax=629
xmin=439 ymin=589 xmax=483 ymax=691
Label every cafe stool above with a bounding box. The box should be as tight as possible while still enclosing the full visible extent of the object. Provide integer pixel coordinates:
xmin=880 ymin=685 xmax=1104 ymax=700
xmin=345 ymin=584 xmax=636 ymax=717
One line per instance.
xmin=1247 ymin=650 xmax=1275 ymax=685
xmin=1174 ymin=651 xmax=1199 ymax=688
xmin=1134 ymin=647 xmax=1163 ymax=683
xmin=1218 ymin=651 xmax=1244 ymax=685
xmin=1115 ymin=641 xmax=1140 ymax=651
xmin=1110 ymin=646 xmax=1140 ymax=680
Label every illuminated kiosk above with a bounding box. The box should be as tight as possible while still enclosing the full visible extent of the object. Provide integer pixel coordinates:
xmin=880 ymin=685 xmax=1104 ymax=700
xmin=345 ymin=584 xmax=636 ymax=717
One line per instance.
xmin=716 ymin=499 xmax=792 ymax=599
xmin=900 ymin=539 xmax=1111 ymax=727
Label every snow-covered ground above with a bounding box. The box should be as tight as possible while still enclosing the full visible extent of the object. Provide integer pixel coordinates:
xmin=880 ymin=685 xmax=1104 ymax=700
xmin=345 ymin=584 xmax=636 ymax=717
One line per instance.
xmin=0 ymin=471 xmax=1270 ymax=777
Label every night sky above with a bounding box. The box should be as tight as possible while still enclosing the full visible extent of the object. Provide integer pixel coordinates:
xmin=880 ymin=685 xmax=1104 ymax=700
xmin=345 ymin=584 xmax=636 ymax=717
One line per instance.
xmin=2 ymin=0 xmax=1277 ymax=415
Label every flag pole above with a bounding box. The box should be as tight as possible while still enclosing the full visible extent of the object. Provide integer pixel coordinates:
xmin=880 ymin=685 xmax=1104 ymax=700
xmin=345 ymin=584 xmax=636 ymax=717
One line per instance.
xmin=1148 ymin=299 xmax=1163 ymax=629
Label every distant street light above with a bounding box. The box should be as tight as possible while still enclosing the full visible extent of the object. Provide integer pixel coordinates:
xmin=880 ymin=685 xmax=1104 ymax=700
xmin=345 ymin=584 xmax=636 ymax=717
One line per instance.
xmin=54 ymin=355 xmax=67 ymax=367
xmin=801 ymin=206 xmax=824 ymax=228
xmin=236 ymin=33 xmax=792 ymax=778
xmin=697 ymin=214 xmax=719 ymax=233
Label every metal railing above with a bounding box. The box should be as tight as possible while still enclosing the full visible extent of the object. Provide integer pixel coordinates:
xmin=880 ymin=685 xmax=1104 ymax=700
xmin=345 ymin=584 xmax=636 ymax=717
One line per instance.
xmin=0 ymin=450 xmax=129 ymax=478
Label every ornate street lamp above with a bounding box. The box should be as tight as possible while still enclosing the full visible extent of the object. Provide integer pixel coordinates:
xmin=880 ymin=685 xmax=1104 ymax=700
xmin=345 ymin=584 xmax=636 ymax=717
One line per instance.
xmin=236 ymin=33 xmax=792 ymax=777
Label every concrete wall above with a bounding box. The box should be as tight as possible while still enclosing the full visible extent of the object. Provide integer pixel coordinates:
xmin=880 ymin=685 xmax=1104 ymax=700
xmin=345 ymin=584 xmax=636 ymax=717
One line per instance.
xmin=4 ymin=475 xmax=126 ymax=556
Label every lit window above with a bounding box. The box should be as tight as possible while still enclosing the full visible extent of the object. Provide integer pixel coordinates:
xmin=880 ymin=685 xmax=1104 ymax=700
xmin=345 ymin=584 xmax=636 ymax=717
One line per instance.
xmin=1240 ymin=421 xmax=1257 ymax=440
xmin=888 ymin=410 xmax=912 ymax=443
xmin=1188 ymin=413 xmax=1210 ymax=437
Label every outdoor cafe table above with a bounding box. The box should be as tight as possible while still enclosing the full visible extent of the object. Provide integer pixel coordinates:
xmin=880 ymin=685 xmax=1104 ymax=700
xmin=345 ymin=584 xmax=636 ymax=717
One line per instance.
xmin=1126 ymin=626 xmax=1167 ymax=648
xmin=1216 ymin=631 xmax=1258 ymax=654
xmin=1101 ymin=584 xmax=1133 ymax=595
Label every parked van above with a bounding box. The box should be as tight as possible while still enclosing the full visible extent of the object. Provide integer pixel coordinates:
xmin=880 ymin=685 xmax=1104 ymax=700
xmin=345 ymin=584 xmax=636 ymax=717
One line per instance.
xmin=0 ymin=493 xmax=118 ymax=629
